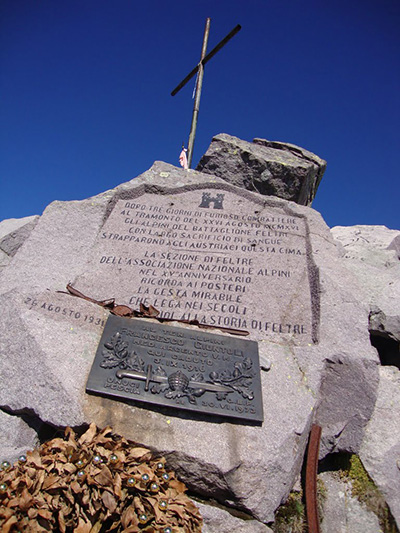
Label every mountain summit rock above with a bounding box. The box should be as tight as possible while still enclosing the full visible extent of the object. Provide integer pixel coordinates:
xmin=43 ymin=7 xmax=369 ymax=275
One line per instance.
xmin=196 ymin=133 xmax=326 ymax=206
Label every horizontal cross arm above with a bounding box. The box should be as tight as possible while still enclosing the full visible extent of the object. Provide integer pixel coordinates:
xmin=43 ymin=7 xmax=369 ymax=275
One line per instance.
xmin=202 ymin=24 xmax=241 ymax=69
xmin=171 ymin=63 xmax=201 ymax=97
xmin=171 ymin=24 xmax=241 ymax=97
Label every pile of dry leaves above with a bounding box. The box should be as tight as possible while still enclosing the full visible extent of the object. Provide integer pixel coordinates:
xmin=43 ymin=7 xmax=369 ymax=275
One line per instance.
xmin=0 ymin=424 xmax=202 ymax=532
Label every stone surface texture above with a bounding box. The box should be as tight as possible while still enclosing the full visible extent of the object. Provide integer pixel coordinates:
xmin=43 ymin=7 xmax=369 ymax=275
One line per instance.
xmin=331 ymin=225 xmax=400 ymax=345
xmin=0 ymin=410 xmax=39 ymax=465
xmin=319 ymin=472 xmax=383 ymax=533
xmin=0 ymin=215 xmax=39 ymax=270
xmin=196 ymin=502 xmax=273 ymax=533
xmin=315 ymin=355 xmax=379 ymax=457
xmin=0 ymin=161 xmax=379 ymax=526
xmin=196 ymin=133 xmax=326 ymax=206
xmin=360 ymin=366 xmax=400 ymax=527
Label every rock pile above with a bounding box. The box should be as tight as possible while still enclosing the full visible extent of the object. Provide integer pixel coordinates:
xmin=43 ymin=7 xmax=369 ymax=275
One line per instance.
xmin=0 ymin=142 xmax=398 ymax=531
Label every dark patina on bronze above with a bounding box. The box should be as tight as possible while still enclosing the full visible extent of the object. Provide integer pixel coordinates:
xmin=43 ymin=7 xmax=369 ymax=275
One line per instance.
xmin=86 ymin=315 xmax=263 ymax=423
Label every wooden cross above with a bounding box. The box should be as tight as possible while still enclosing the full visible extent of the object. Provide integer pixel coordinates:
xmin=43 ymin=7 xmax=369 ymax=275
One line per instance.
xmin=171 ymin=18 xmax=241 ymax=168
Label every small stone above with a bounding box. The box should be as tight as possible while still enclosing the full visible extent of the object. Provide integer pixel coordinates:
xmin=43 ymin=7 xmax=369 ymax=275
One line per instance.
xmin=76 ymin=459 xmax=84 ymax=468
xmin=109 ymin=454 xmax=118 ymax=464
xmin=162 ymin=473 xmax=170 ymax=481
xmin=163 ymin=528 xmax=172 ymax=533
xmin=127 ymin=477 xmax=136 ymax=487
xmin=141 ymin=473 xmax=150 ymax=482
xmin=77 ymin=470 xmax=85 ymax=480
xmin=0 ymin=483 xmax=7 ymax=494
xmin=150 ymin=482 xmax=159 ymax=492
xmin=93 ymin=455 xmax=102 ymax=465
xmin=18 ymin=455 xmax=27 ymax=464
xmin=156 ymin=462 xmax=164 ymax=470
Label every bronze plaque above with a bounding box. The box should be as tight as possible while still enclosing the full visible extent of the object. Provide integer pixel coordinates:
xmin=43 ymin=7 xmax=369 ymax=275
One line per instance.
xmin=86 ymin=315 xmax=263 ymax=423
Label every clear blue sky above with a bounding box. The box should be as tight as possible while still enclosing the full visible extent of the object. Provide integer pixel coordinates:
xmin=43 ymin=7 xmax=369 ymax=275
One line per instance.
xmin=1 ymin=0 xmax=399 ymax=229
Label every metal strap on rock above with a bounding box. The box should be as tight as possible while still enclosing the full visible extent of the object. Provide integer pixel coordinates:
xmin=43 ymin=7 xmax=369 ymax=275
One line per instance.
xmin=305 ymin=424 xmax=322 ymax=533
xmin=61 ymin=284 xmax=249 ymax=336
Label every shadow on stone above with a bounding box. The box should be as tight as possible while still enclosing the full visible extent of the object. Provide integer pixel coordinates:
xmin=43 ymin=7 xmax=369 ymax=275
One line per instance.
xmin=370 ymin=332 xmax=400 ymax=369
xmin=85 ymin=389 xmax=263 ymax=427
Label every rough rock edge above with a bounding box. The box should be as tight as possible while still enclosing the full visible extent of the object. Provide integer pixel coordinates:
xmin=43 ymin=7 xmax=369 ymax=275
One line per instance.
xmin=0 ymin=161 xmax=379 ymax=525
xmin=196 ymin=133 xmax=326 ymax=206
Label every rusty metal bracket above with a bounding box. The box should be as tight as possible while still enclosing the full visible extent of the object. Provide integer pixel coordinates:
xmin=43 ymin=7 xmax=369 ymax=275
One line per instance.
xmin=305 ymin=424 xmax=322 ymax=533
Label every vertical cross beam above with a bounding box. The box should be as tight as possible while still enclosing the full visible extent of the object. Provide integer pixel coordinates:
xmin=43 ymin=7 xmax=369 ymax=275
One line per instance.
xmin=187 ymin=18 xmax=211 ymax=169
xmin=171 ymin=20 xmax=241 ymax=169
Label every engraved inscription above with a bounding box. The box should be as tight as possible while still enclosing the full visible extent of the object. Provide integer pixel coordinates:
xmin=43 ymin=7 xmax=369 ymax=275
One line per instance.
xmin=24 ymin=295 xmax=106 ymax=329
xmin=75 ymin=189 xmax=317 ymax=343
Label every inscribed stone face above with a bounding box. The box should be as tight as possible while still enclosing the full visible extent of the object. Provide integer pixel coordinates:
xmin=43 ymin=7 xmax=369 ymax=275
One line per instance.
xmin=74 ymin=186 xmax=319 ymax=344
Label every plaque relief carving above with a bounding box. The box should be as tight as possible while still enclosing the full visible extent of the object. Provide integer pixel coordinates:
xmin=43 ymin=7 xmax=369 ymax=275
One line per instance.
xmin=86 ymin=315 xmax=264 ymax=422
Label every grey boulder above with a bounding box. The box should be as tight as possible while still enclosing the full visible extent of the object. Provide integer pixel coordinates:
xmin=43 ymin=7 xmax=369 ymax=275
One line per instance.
xmin=331 ymin=225 xmax=400 ymax=367
xmin=360 ymin=366 xmax=400 ymax=527
xmin=196 ymin=502 xmax=273 ymax=533
xmin=0 ymin=161 xmax=379 ymax=525
xmin=0 ymin=410 xmax=39 ymax=465
xmin=319 ymin=471 xmax=383 ymax=533
xmin=196 ymin=134 xmax=326 ymax=205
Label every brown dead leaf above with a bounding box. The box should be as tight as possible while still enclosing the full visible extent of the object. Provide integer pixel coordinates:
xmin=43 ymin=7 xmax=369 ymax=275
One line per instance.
xmin=89 ymin=520 xmax=103 ymax=533
xmin=0 ymin=508 xmax=14 ymax=521
xmin=73 ymin=516 xmax=92 ymax=533
xmin=168 ymin=478 xmax=187 ymax=493
xmin=19 ymin=487 xmax=35 ymax=512
xmin=121 ymin=526 xmax=140 ymax=533
xmin=58 ymin=510 xmax=66 ymax=533
xmin=127 ymin=447 xmax=151 ymax=460
xmin=27 ymin=507 xmax=38 ymax=518
xmin=101 ymin=490 xmax=117 ymax=513
xmin=133 ymin=496 xmax=145 ymax=514
xmin=42 ymin=473 xmax=61 ymax=490
xmin=28 ymin=449 xmax=43 ymax=468
xmin=168 ymin=503 xmax=186 ymax=519
xmin=113 ymin=472 xmax=122 ymax=499
xmin=94 ymin=465 xmax=113 ymax=487
xmin=79 ymin=423 xmax=98 ymax=445
xmin=121 ymin=506 xmax=139 ymax=529
xmin=136 ymin=464 xmax=153 ymax=478
xmin=1 ymin=515 xmax=18 ymax=533
xmin=70 ymin=480 xmax=83 ymax=494
xmin=64 ymin=462 xmax=77 ymax=474
xmin=37 ymin=508 xmax=53 ymax=520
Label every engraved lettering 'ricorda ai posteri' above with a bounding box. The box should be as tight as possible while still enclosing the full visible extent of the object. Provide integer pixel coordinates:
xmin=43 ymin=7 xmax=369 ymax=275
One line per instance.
xmin=86 ymin=315 xmax=263 ymax=423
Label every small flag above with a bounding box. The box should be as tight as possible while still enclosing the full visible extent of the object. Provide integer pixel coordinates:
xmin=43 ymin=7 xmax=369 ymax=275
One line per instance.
xmin=179 ymin=147 xmax=188 ymax=169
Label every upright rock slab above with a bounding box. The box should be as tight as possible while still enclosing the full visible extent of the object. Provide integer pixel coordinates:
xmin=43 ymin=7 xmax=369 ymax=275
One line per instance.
xmin=0 ymin=162 xmax=378 ymax=526
xmin=360 ymin=366 xmax=400 ymax=527
xmin=331 ymin=225 xmax=400 ymax=367
xmin=196 ymin=134 xmax=326 ymax=205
